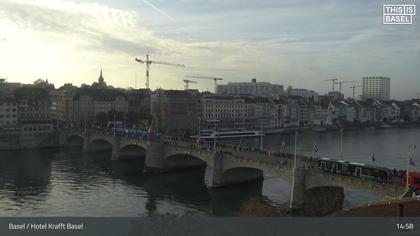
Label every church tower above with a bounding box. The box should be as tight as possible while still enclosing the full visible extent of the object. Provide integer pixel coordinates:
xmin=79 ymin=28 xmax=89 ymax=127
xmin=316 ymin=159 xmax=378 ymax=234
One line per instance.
xmin=98 ymin=68 xmax=107 ymax=88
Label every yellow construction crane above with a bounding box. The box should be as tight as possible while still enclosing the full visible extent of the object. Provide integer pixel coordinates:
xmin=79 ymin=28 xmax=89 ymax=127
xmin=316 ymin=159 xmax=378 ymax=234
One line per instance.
xmin=135 ymin=54 xmax=185 ymax=89
xmin=183 ymin=80 xmax=197 ymax=90
xmin=184 ymin=75 xmax=223 ymax=93
xmin=325 ymin=78 xmax=338 ymax=92
xmin=335 ymin=80 xmax=357 ymax=93
xmin=349 ymin=85 xmax=363 ymax=99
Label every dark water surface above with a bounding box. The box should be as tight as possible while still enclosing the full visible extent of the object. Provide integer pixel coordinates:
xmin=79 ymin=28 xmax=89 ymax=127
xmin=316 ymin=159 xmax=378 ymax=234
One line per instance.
xmin=1 ymin=127 xmax=419 ymax=216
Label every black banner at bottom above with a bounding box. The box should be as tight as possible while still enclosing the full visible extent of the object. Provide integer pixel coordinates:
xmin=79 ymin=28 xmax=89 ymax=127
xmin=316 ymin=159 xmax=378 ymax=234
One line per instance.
xmin=1 ymin=217 xmax=419 ymax=236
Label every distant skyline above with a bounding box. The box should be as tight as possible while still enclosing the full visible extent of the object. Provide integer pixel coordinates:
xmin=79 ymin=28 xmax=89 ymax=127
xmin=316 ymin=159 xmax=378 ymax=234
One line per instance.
xmin=0 ymin=0 xmax=419 ymax=99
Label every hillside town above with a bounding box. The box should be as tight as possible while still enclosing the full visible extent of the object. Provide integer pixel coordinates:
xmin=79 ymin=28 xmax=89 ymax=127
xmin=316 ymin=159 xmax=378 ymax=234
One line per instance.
xmin=1 ymin=71 xmax=420 ymax=149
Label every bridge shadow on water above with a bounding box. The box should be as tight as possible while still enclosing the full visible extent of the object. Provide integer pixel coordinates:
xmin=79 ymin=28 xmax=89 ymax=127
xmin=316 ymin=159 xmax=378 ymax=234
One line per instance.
xmin=63 ymin=147 xmax=269 ymax=216
xmin=110 ymin=160 xmax=267 ymax=216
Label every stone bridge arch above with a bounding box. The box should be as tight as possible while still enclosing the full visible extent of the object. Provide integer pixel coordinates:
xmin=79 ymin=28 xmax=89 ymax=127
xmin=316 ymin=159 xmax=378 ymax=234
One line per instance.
xmin=118 ymin=144 xmax=147 ymax=160
xmin=163 ymin=154 xmax=207 ymax=170
xmin=67 ymin=134 xmax=85 ymax=145
xmin=290 ymin=169 xmax=405 ymax=216
xmin=216 ymin=167 xmax=264 ymax=187
xmin=84 ymin=136 xmax=114 ymax=153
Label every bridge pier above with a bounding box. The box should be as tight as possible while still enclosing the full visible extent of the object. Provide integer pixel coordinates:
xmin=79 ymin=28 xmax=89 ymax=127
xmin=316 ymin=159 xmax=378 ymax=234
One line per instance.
xmin=82 ymin=135 xmax=89 ymax=151
xmin=205 ymin=152 xmax=224 ymax=187
xmin=143 ymin=142 xmax=166 ymax=173
xmin=111 ymin=138 xmax=120 ymax=161
xmin=302 ymin=186 xmax=344 ymax=216
xmin=57 ymin=131 xmax=68 ymax=147
xmin=290 ymin=168 xmax=345 ymax=216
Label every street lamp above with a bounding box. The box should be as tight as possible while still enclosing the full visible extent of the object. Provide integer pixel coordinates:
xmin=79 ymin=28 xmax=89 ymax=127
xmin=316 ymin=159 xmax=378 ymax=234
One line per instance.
xmin=198 ymin=117 xmax=201 ymax=137
xmin=339 ymin=126 xmax=344 ymax=160
xmin=113 ymin=112 xmax=116 ymax=137
xmin=260 ymin=118 xmax=263 ymax=150
xmin=290 ymin=130 xmax=299 ymax=210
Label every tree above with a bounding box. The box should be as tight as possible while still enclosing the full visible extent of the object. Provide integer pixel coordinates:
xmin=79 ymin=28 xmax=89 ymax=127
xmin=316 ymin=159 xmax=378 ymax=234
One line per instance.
xmin=33 ymin=78 xmax=54 ymax=90
xmin=33 ymin=78 xmax=45 ymax=85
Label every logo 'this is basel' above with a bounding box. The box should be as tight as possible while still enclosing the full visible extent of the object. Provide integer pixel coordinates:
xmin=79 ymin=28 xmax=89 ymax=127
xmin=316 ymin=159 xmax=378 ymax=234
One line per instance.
xmin=383 ymin=5 xmax=416 ymax=24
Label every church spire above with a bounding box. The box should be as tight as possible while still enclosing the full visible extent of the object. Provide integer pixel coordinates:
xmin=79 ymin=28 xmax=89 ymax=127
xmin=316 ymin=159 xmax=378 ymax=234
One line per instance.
xmin=98 ymin=67 xmax=107 ymax=88
xmin=98 ymin=67 xmax=104 ymax=82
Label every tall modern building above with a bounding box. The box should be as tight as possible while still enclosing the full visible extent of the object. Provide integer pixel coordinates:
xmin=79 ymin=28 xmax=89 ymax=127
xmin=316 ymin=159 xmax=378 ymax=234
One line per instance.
xmin=216 ymin=78 xmax=284 ymax=98
xmin=362 ymin=76 xmax=390 ymax=101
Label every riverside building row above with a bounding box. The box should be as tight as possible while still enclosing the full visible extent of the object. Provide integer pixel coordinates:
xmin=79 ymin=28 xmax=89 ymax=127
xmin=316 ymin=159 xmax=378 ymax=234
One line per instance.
xmin=151 ymin=90 xmax=420 ymax=136
xmin=1 ymin=73 xmax=419 ymax=143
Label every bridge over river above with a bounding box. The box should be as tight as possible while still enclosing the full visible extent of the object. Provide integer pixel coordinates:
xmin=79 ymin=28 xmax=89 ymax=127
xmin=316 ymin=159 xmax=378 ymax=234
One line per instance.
xmin=59 ymin=129 xmax=405 ymax=215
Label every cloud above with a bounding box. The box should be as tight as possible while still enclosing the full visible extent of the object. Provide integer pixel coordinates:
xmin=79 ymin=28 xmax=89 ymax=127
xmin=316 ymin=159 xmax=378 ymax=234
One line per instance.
xmin=0 ymin=0 xmax=147 ymax=55
xmin=0 ymin=0 xmax=418 ymax=99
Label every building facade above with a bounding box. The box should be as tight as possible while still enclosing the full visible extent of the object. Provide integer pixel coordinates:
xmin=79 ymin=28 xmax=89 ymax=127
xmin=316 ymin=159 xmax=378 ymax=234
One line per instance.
xmin=72 ymin=89 xmax=128 ymax=126
xmin=0 ymin=97 xmax=20 ymax=147
xmin=362 ymin=76 xmax=391 ymax=101
xmin=151 ymin=90 xmax=201 ymax=136
xmin=51 ymin=83 xmax=77 ymax=126
xmin=1 ymin=85 xmax=75 ymax=149
xmin=201 ymin=95 xmax=283 ymax=130
xmin=290 ymin=89 xmax=319 ymax=102
xmin=201 ymin=96 xmax=256 ymax=129
xmin=216 ymin=79 xmax=284 ymax=98
xmin=0 ymin=98 xmax=18 ymax=127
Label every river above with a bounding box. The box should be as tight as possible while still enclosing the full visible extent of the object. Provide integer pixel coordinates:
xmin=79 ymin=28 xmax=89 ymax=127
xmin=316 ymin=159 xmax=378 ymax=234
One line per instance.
xmin=1 ymin=127 xmax=419 ymax=216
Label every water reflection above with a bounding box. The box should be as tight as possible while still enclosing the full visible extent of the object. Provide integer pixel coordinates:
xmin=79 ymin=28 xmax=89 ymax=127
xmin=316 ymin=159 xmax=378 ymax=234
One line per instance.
xmin=0 ymin=149 xmax=52 ymax=212
xmin=0 ymin=147 xmax=268 ymax=216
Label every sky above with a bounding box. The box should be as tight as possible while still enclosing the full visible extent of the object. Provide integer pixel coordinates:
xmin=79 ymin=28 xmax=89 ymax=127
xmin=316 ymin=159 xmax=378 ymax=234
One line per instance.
xmin=0 ymin=0 xmax=419 ymax=99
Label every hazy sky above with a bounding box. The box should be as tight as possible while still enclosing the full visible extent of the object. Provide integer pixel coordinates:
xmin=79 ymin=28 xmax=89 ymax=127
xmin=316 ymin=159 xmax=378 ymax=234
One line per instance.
xmin=0 ymin=0 xmax=419 ymax=99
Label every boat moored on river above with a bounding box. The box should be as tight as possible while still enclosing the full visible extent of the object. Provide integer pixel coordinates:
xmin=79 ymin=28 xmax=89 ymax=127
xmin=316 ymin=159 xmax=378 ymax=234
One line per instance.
xmin=191 ymin=130 xmax=264 ymax=140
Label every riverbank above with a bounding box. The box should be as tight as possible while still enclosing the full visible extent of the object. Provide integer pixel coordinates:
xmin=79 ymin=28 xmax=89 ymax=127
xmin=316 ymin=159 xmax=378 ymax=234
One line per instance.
xmin=237 ymin=198 xmax=420 ymax=217
xmin=336 ymin=198 xmax=420 ymax=217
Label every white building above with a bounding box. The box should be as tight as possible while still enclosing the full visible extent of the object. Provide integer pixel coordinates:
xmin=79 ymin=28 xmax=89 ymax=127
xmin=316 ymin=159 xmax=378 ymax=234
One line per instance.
xmin=312 ymin=105 xmax=329 ymax=126
xmin=362 ymin=76 xmax=390 ymax=101
xmin=290 ymin=89 xmax=319 ymax=102
xmin=409 ymin=102 xmax=420 ymax=122
xmin=216 ymin=78 xmax=284 ymax=98
xmin=201 ymin=96 xmax=256 ymax=129
xmin=381 ymin=102 xmax=400 ymax=122
xmin=201 ymin=95 xmax=281 ymax=129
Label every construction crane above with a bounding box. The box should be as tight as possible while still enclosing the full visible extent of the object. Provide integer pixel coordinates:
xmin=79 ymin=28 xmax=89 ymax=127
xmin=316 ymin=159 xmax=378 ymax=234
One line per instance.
xmin=183 ymin=80 xmax=197 ymax=90
xmin=135 ymin=54 xmax=185 ymax=89
xmin=335 ymin=80 xmax=357 ymax=93
xmin=349 ymin=85 xmax=363 ymax=99
xmin=184 ymin=75 xmax=223 ymax=93
xmin=325 ymin=78 xmax=338 ymax=92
